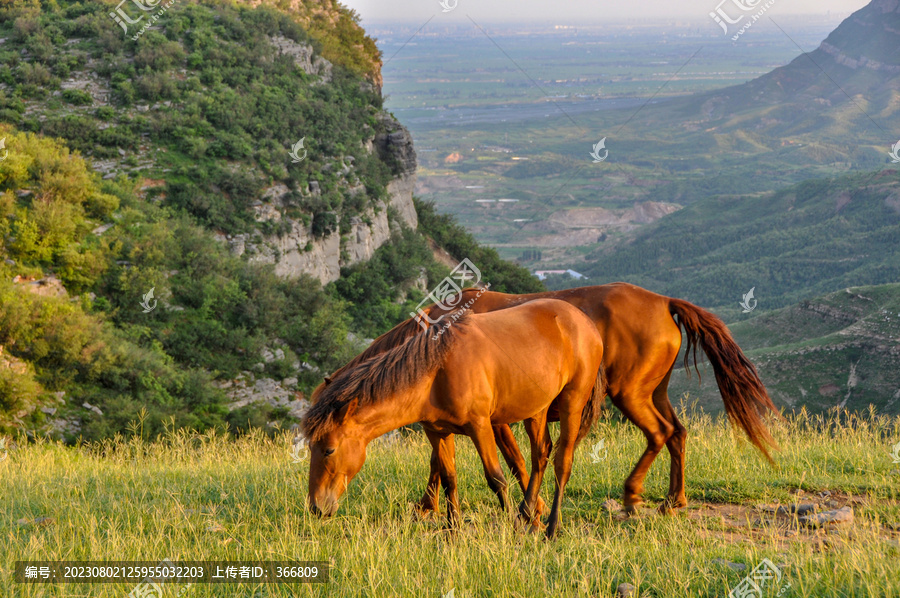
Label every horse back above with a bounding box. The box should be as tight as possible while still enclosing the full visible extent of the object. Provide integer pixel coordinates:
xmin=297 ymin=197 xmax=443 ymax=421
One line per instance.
xmin=430 ymin=299 xmax=603 ymax=424
xmin=454 ymin=284 xmax=681 ymax=397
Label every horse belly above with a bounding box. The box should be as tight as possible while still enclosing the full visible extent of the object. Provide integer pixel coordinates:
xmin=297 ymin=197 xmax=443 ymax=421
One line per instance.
xmin=488 ymin=375 xmax=564 ymax=425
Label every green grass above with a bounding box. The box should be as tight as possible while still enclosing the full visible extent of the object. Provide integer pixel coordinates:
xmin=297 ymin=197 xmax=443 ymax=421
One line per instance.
xmin=5 ymin=408 xmax=900 ymax=597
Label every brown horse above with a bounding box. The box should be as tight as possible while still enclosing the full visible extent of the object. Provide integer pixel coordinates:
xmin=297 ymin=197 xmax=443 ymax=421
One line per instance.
xmin=312 ymin=283 xmax=779 ymax=514
xmin=303 ymin=299 xmax=606 ymax=538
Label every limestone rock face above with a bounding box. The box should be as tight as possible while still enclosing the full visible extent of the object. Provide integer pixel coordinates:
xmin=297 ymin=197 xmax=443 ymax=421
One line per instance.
xmin=216 ymin=113 xmax=419 ymax=284
xmin=269 ymin=35 xmax=333 ymax=82
xmin=377 ymin=113 xmax=419 ymax=229
xmin=387 ymin=174 xmax=418 ymax=230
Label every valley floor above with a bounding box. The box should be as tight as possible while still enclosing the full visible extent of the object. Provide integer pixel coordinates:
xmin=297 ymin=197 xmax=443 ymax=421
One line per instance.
xmin=5 ymin=410 xmax=900 ymax=597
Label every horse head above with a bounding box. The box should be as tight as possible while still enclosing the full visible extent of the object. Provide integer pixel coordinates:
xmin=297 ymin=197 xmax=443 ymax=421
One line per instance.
xmin=306 ymin=398 xmax=368 ymax=517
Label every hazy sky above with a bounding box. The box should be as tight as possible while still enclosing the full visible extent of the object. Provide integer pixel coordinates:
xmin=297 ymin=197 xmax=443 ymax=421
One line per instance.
xmin=339 ymin=0 xmax=870 ymax=23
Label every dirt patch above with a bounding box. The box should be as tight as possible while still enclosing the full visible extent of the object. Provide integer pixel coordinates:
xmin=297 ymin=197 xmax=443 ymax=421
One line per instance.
xmin=618 ymin=491 xmax=898 ymax=548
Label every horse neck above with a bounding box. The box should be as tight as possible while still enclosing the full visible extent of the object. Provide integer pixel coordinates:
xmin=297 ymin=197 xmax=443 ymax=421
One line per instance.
xmin=352 ymin=377 xmax=433 ymax=442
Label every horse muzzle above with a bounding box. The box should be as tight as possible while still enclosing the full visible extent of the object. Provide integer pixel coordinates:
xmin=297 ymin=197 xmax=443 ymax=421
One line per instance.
xmin=309 ymin=495 xmax=338 ymax=517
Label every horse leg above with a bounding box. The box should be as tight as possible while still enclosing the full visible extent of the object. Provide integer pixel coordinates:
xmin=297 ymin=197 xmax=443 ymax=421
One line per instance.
xmin=466 ymin=421 xmax=510 ymax=512
xmin=431 ymin=433 xmax=460 ymax=528
xmin=611 ymin=394 xmax=674 ymax=513
xmin=545 ymin=400 xmax=582 ymax=539
xmin=494 ymin=423 xmax=548 ymax=516
xmin=517 ymin=415 xmax=552 ymax=527
xmin=417 ymin=431 xmax=447 ymax=514
xmin=494 ymin=424 xmax=528 ymax=495
xmin=651 ymin=368 xmax=688 ymax=513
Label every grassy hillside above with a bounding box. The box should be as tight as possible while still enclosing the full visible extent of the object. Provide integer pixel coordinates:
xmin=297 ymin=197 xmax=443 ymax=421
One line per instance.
xmin=0 ymin=126 xmax=362 ymax=439
xmin=0 ymin=0 xmax=390 ymax=235
xmin=669 ymin=282 xmax=900 ymax=415
xmin=4 ymin=411 xmax=899 ymax=596
xmin=582 ymin=169 xmax=900 ymax=316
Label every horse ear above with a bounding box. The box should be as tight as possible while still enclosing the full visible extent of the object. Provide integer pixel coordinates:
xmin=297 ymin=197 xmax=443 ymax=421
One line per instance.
xmin=324 ymin=376 xmax=333 ymax=385
xmin=336 ymin=399 xmax=358 ymax=422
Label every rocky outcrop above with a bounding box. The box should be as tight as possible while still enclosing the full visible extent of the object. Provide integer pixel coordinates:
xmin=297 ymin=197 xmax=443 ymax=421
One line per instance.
xmin=269 ymin=35 xmax=333 ymax=82
xmin=818 ymin=42 xmax=900 ymax=74
xmin=12 ymin=276 xmax=68 ymax=298
xmin=387 ymin=174 xmax=418 ymax=230
xmin=247 ymin=0 xmax=383 ymax=89
xmin=377 ymin=113 xmax=419 ymax=229
xmin=219 ymin=113 xmax=418 ymax=284
xmin=219 ymin=373 xmax=308 ymax=420
xmin=223 ymin=189 xmax=399 ymax=284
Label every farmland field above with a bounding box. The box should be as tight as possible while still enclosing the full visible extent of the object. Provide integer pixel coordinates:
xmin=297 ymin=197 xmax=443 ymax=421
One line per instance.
xmin=374 ymin=17 xmax=863 ymax=262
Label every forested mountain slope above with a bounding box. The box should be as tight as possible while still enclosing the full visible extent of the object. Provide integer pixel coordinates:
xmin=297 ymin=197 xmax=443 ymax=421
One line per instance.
xmin=0 ymin=0 xmax=541 ymax=441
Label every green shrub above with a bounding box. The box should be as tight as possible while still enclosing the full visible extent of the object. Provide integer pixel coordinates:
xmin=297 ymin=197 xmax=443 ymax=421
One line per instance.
xmin=311 ymin=211 xmax=338 ymax=238
xmin=61 ymin=88 xmax=93 ymax=106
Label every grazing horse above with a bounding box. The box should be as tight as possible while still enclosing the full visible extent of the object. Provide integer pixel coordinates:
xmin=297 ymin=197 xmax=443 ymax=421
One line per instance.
xmin=312 ymin=283 xmax=779 ymax=514
xmin=303 ymin=299 xmax=606 ymax=538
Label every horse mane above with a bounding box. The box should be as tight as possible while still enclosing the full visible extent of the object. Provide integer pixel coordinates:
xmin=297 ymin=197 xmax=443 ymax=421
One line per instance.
xmin=317 ymin=316 xmax=426 ymax=390
xmin=310 ymin=289 xmax=482 ymax=404
xmin=303 ymin=314 xmax=469 ymax=441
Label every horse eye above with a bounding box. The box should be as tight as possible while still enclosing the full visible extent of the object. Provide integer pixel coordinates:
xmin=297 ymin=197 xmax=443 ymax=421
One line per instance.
xmin=323 ymin=448 xmax=336 ymax=457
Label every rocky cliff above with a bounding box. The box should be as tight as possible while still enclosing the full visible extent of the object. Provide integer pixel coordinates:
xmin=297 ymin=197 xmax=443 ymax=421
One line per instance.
xmin=218 ymin=113 xmax=418 ymax=284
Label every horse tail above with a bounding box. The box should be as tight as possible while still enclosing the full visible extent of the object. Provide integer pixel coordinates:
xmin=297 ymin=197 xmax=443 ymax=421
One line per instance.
xmin=577 ymin=364 xmax=607 ymax=445
xmin=668 ymin=298 xmax=780 ymax=463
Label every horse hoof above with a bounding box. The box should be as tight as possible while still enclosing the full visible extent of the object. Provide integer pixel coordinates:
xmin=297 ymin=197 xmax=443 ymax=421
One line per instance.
xmin=514 ymin=512 xmax=543 ymax=532
xmin=414 ymin=503 xmax=439 ymax=519
xmin=517 ymin=502 xmax=536 ymax=522
xmin=658 ymin=504 xmax=676 ymax=516
xmin=441 ymin=520 xmax=460 ymax=532
xmin=658 ymin=499 xmax=687 ymax=515
xmin=623 ymin=502 xmax=643 ymax=515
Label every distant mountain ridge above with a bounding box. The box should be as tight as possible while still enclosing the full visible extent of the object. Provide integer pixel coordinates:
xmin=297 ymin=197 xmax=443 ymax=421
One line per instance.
xmin=700 ymin=0 xmax=900 ymax=126
xmin=815 ymin=0 xmax=900 ymax=70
